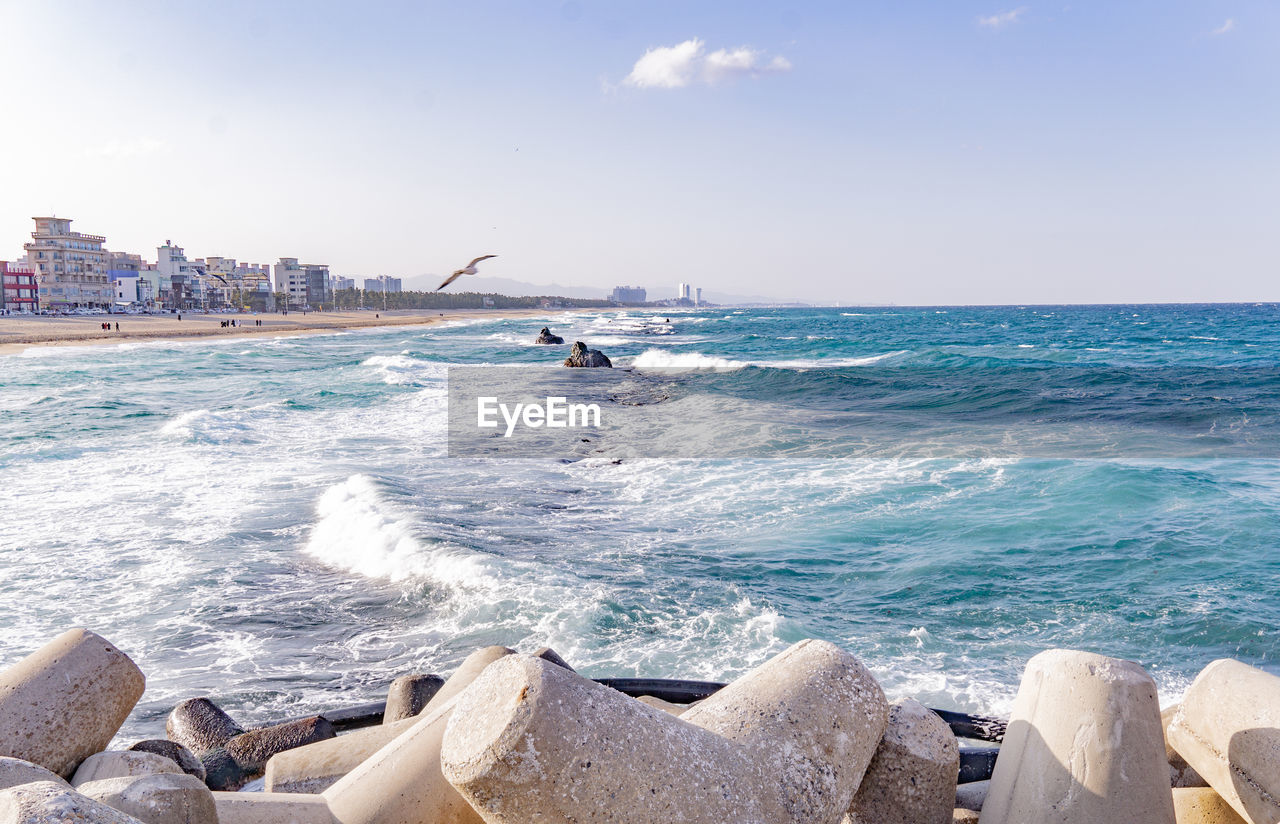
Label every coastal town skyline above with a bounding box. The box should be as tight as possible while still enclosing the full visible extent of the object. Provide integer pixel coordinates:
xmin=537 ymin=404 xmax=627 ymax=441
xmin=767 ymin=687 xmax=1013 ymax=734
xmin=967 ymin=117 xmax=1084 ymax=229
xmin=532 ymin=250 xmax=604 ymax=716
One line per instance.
xmin=1 ymin=2 xmax=1276 ymax=305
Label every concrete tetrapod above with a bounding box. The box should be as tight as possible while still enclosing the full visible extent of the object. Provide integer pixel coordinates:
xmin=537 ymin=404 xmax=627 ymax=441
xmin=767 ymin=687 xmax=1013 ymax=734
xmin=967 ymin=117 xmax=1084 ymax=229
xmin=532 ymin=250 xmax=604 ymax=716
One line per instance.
xmin=980 ymin=649 xmax=1174 ymax=824
xmin=1172 ymin=788 xmax=1249 ymax=824
xmin=77 ymin=772 xmax=217 ymax=824
xmin=442 ymin=639 xmax=890 ymax=824
xmin=266 ymin=645 xmax=514 ymax=794
xmin=382 ymin=674 xmax=445 ymax=723
xmin=71 ymin=750 xmax=184 ymax=787
xmin=0 ymin=757 xmax=68 ymax=792
xmin=322 ymin=693 xmax=482 ymax=824
xmin=213 ymin=791 xmax=338 ymax=824
xmin=0 ymin=628 xmax=145 ymax=778
xmin=0 ymin=780 xmax=146 ymax=823
xmin=1166 ymin=659 xmax=1280 ymax=824
xmin=844 ymin=698 xmax=960 ymax=824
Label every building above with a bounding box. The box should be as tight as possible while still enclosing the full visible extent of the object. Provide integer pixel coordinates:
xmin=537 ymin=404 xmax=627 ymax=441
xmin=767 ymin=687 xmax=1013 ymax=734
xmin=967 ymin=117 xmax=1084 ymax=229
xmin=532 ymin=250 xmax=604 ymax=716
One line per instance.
xmin=275 ymin=258 xmax=330 ymax=308
xmin=23 ymin=217 xmax=114 ymax=310
xmin=678 ymin=283 xmax=691 ymax=301
xmin=695 ymin=287 xmax=702 ymax=306
xmin=363 ymin=276 xmax=402 ymax=293
xmin=1 ymin=261 xmax=39 ymax=313
xmin=107 ymin=252 xmax=151 ymax=307
xmin=332 ymin=275 xmax=355 ymax=291
xmin=610 ymin=285 xmax=646 ymax=304
xmin=156 ymin=241 xmax=206 ymax=309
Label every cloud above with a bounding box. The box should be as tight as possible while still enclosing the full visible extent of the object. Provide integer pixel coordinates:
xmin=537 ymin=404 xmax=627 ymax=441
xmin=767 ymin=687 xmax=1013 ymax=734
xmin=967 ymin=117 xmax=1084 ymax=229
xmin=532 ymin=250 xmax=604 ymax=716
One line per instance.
xmin=624 ymin=39 xmax=792 ymax=89
xmin=977 ymin=7 xmax=1029 ymax=28
xmin=1211 ymin=18 xmax=1235 ymax=35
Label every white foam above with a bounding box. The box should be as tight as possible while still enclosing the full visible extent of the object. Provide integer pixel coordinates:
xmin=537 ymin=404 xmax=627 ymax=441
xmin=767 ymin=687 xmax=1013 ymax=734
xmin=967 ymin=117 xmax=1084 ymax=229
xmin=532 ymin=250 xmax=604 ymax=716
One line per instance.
xmin=304 ymin=475 xmax=496 ymax=589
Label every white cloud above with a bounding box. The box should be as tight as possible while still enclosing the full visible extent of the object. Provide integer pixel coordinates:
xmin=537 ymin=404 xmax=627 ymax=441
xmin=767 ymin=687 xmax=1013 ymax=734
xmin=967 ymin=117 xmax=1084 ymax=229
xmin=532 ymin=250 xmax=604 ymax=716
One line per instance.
xmin=978 ymin=7 xmax=1029 ymax=28
xmin=624 ymin=39 xmax=792 ymax=89
xmin=1211 ymin=18 xmax=1235 ymax=35
xmin=625 ymin=38 xmax=705 ymax=89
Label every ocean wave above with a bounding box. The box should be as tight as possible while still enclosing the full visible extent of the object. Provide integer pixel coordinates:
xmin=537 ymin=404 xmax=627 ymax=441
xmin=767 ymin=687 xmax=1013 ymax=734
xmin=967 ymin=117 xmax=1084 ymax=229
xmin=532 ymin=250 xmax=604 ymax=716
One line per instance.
xmin=304 ymin=474 xmax=497 ymax=589
xmin=629 ymin=349 xmax=910 ymax=370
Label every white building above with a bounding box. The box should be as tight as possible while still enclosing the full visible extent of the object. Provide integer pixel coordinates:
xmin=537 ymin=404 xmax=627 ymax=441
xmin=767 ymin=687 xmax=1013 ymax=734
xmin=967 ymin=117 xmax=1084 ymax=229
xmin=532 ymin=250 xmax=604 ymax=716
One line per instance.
xmin=23 ymin=217 xmax=114 ymax=310
xmin=275 ymin=258 xmax=330 ymax=308
xmin=678 ymin=282 xmax=692 ymax=301
xmin=695 ymin=287 xmax=702 ymax=306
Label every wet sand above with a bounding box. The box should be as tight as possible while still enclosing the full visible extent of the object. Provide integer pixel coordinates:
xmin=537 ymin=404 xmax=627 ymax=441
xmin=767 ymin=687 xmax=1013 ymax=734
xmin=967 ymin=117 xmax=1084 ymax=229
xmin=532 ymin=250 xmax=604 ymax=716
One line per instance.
xmin=0 ymin=309 xmax=579 ymax=355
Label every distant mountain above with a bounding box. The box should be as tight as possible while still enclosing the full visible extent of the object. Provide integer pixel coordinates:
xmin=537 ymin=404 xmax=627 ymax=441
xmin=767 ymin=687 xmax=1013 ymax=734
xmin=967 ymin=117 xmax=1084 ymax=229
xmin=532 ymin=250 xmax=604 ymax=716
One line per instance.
xmin=403 ymin=274 xmax=790 ymax=306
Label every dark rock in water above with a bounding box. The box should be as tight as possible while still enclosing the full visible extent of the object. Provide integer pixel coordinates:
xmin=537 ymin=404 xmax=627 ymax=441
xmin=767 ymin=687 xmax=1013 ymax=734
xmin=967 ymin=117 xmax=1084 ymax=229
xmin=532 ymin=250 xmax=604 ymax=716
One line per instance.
xmin=165 ymin=698 xmax=244 ymax=757
xmin=383 ymin=674 xmax=446 ymax=723
xmin=128 ymin=740 xmax=207 ymax=783
xmin=564 ymin=341 xmax=612 ymax=368
xmin=224 ymin=716 xmax=336 ymax=779
xmin=535 ymin=326 xmax=565 ymax=345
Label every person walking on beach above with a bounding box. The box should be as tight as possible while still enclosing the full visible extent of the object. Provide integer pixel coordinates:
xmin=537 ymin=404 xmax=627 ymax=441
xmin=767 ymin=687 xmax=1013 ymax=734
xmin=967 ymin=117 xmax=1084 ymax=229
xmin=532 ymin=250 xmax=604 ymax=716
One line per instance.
xmin=115 ymin=322 xmax=119 ymax=331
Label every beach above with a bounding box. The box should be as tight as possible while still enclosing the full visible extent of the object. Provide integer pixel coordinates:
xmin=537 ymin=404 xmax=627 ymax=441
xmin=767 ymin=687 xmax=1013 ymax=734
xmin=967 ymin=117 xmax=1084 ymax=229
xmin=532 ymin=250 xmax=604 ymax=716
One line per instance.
xmin=0 ymin=308 xmax=582 ymax=354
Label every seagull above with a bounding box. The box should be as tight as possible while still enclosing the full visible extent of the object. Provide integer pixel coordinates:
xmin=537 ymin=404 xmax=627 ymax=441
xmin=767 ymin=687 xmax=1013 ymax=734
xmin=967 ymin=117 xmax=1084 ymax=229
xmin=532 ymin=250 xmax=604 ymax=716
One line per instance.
xmin=436 ymin=255 xmax=497 ymax=291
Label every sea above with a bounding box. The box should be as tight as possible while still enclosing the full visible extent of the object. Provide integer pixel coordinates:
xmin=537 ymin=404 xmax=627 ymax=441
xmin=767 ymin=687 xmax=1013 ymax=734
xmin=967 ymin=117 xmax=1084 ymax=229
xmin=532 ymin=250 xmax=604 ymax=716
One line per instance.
xmin=1 ymin=304 xmax=1277 ymax=740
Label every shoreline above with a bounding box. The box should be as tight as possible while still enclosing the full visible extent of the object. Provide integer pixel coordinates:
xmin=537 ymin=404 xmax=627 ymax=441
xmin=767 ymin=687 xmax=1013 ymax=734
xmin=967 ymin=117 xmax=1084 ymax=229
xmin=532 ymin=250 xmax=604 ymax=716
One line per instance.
xmin=0 ymin=308 xmax=594 ymax=355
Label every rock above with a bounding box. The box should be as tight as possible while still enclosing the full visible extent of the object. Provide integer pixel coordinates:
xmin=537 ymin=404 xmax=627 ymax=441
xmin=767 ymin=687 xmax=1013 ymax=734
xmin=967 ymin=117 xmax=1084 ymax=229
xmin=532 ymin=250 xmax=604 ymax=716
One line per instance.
xmin=955 ymin=779 xmax=989 ymax=812
xmin=70 ymin=751 xmax=182 ymax=787
xmin=981 ymin=649 xmax=1174 ymax=824
xmin=535 ymin=327 xmax=564 ymax=345
xmin=1166 ymin=659 xmax=1280 ymax=824
xmin=563 ymin=341 xmax=612 ymax=367
xmin=226 ymin=716 xmax=336 ymax=778
xmin=266 ymin=646 xmax=514 ymax=795
xmin=77 ymin=773 xmax=216 ymax=824
xmin=126 ymin=740 xmax=206 ymax=783
xmin=954 ymin=808 xmax=982 ymax=823
xmin=443 ymin=639 xmax=888 ymax=824
xmin=1161 ymin=706 xmax=1208 ymax=788
xmin=212 ymin=791 xmax=338 ymax=824
xmin=0 ymin=628 xmax=146 ymax=778
xmin=383 ymin=674 xmax=446 ymax=723
xmin=165 ymin=697 xmax=244 ymax=756
xmin=1171 ymin=787 xmax=1248 ymax=824
xmin=0 ymin=758 xmax=67 ymax=792
xmin=0 ymin=780 xmax=145 ymax=823
xmin=322 ymin=694 xmax=483 ymax=824
xmin=845 ymin=698 xmax=959 ymax=824
xmin=532 ymin=647 xmax=575 ymax=672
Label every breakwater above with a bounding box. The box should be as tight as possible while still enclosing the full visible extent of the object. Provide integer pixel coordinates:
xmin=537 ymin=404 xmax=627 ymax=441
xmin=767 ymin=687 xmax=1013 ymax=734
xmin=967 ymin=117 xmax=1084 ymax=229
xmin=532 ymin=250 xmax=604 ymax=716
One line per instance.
xmin=0 ymin=627 xmax=1271 ymax=823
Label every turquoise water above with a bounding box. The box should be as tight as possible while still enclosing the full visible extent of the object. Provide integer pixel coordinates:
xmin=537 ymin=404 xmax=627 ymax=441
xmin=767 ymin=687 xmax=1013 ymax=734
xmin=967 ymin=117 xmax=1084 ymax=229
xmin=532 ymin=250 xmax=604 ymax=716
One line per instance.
xmin=1 ymin=304 xmax=1277 ymax=739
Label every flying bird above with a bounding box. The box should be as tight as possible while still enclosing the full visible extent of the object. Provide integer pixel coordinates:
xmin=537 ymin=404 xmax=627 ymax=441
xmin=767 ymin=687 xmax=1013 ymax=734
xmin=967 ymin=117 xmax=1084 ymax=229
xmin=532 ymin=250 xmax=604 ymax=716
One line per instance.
xmin=436 ymin=255 xmax=497 ymax=291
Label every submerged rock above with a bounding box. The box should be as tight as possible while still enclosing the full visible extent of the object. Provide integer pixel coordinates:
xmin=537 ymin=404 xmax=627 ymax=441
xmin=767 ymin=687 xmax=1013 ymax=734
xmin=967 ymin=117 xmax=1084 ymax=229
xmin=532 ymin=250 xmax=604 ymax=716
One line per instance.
xmin=563 ymin=341 xmax=612 ymax=368
xmin=535 ymin=327 xmax=565 ymax=344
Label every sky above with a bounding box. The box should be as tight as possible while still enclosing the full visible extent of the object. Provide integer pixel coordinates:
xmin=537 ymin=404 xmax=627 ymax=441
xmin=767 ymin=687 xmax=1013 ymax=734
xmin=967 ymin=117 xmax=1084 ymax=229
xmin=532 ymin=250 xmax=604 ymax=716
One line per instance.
xmin=0 ymin=0 xmax=1276 ymax=304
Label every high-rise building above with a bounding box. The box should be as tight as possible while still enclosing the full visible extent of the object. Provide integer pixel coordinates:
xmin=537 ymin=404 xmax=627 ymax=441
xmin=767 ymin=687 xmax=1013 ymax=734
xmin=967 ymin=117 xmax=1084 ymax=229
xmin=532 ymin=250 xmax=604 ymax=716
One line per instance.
xmin=363 ymin=276 xmax=402 ymax=293
xmin=23 ymin=217 xmax=114 ymax=310
xmin=610 ymin=285 xmax=647 ymax=303
xmin=695 ymin=287 xmax=702 ymax=306
xmin=275 ymin=258 xmax=330 ymax=307
xmin=1 ymin=261 xmax=39 ymax=312
xmin=331 ymin=275 xmax=355 ymax=291
xmin=678 ymin=283 xmax=692 ymax=301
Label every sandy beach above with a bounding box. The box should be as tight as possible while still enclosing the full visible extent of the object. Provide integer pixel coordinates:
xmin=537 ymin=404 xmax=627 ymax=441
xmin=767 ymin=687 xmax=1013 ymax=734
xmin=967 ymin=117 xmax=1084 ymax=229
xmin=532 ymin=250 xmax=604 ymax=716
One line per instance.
xmin=0 ymin=309 xmax=578 ymax=355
